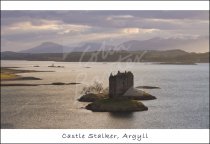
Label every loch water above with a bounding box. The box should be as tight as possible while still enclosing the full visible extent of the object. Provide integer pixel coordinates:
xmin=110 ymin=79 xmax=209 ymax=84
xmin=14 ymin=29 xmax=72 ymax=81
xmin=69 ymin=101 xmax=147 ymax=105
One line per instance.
xmin=1 ymin=60 xmax=209 ymax=128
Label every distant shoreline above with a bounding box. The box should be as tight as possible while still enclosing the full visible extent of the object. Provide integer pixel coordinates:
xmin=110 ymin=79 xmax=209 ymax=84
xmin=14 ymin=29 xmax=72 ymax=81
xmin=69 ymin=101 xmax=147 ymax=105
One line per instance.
xmin=1 ymin=49 xmax=209 ymax=63
xmin=155 ymin=62 xmax=197 ymax=65
xmin=1 ymin=60 xmax=209 ymax=64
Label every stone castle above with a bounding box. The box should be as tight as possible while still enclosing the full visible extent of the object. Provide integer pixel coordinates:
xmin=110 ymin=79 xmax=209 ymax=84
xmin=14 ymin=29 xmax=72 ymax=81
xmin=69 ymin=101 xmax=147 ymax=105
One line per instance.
xmin=109 ymin=71 xmax=134 ymax=98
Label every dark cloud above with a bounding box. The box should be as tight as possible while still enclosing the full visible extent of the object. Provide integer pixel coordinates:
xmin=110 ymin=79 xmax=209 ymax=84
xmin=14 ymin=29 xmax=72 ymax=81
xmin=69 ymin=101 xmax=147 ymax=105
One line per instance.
xmin=1 ymin=11 xmax=209 ymax=27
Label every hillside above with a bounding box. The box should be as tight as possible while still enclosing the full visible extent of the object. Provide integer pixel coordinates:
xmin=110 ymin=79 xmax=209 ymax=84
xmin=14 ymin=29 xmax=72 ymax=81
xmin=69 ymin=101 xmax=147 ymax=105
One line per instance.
xmin=19 ymin=42 xmax=65 ymax=53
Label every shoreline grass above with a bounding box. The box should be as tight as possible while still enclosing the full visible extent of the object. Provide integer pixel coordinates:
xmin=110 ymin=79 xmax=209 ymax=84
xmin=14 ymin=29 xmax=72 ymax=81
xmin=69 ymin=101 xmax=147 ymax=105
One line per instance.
xmin=1 ymin=73 xmax=19 ymax=80
xmin=1 ymin=67 xmax=52 ymax=81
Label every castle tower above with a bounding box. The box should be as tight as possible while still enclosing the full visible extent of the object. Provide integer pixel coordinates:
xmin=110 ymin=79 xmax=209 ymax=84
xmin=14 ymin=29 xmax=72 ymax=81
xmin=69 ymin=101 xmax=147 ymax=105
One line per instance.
xmin=109 ymin=71 xmax=134 ymax=98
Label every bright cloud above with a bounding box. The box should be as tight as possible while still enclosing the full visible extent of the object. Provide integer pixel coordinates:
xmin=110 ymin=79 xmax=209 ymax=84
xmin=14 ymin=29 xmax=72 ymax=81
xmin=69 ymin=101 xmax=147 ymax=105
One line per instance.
xmin=2 ymin=19 xmax=91 ymax=35
xmin=120 ymin=28 xmax=160 ymax=34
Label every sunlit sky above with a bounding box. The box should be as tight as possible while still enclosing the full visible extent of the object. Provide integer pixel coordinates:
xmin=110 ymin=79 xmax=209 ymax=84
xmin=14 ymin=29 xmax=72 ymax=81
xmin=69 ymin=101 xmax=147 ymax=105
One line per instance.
xmin=1 ymin=11 xmax=209 ymax=52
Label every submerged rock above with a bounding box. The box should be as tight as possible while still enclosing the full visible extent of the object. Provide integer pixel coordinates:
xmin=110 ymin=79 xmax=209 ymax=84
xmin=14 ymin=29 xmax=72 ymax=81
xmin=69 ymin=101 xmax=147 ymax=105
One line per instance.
xmin=68 ymin=82 xmax=81 ymax=85
xmin=17 ymin=77 xmax=42 ymax=80
xmin=51 ymin=82 xmax=81 ymax=85
xmin=48 ymin=64 xmax=64 ymax=68
xmin=136 ymin=86 xmax=160 ymax=89
xmin=86 ymin=98 xmax=148 ymax=112
xmin=51 ymin=82 xmax=66 ymax=85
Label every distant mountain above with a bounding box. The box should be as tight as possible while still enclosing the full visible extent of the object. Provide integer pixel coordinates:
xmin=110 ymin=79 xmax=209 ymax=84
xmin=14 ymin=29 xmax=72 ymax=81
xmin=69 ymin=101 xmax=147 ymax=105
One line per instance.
xmin=19 ymin=42 xmax=65 ymax=53
xmin=119 ymin=36 xmax=209 ymax=52
xmin=19 ymin=42 xmax=112 ymax=53
xmin=3 ymin=36 xmax=209 ymax=63
xmin=18 ymin=36 xmax=209 ymax=54
xmin=67 ymin=42 xmax=113 ymax=52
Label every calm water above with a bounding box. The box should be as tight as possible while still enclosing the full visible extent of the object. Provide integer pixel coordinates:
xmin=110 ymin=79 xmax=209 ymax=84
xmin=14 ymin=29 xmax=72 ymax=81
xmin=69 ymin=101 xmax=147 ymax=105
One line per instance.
xmin=1 ymin=60 xmax=209 ymax=129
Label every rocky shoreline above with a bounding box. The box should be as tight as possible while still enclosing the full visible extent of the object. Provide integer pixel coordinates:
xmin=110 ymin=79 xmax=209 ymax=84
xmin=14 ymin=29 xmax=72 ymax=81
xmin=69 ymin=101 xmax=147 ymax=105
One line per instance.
xmin=86 ymin=98 xmax=148 ymax=112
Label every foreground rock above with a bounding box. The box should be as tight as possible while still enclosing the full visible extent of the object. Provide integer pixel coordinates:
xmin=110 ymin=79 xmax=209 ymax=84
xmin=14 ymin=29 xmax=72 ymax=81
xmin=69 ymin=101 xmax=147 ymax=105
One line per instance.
xmin=86 ymin=98 xmax=148 ymax=112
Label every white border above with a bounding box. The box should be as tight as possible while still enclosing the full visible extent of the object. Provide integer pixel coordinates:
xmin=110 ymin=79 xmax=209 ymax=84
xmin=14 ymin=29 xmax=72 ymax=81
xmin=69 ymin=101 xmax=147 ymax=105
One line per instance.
xmin=1 ymin=1 xmax=209 ymax=10
xmin=1 ymin=129 xmax=209 ymax=143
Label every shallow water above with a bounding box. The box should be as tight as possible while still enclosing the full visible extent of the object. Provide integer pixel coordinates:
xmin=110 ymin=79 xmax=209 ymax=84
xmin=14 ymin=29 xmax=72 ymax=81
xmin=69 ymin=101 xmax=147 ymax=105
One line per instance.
xmin=1 ymin=60 xmax=209 ymax=128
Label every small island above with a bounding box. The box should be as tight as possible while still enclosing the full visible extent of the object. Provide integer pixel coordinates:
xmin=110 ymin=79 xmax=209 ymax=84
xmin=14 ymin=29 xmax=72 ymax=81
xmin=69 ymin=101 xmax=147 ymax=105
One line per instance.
xmin=79 ymin=71 xmax=157 ymax=112
xmin=48 ymin=64 xmax=64 ymax=68
xmin=51 ymin=82 xmax=81 ymax=85
xmin=0 ymin=67 xmax=57 ymax=87
xmin=0 ymin=67 xmax=46 ymax=81
xmin=157 ymin=62 xmax=196 ymax=65
xmin=136 ymin=86 xmax=160 ymax=89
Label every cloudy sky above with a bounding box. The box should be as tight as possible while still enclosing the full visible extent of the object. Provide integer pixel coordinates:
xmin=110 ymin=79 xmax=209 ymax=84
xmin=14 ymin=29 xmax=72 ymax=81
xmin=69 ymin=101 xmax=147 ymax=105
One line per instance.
xmin=1 ymin=11 xmax=209 ymax=52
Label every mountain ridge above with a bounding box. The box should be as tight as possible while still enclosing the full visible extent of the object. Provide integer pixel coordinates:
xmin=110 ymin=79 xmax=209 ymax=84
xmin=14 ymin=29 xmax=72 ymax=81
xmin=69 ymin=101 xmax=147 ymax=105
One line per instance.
xmin=16 ymin=36 xmax=209 ymax=54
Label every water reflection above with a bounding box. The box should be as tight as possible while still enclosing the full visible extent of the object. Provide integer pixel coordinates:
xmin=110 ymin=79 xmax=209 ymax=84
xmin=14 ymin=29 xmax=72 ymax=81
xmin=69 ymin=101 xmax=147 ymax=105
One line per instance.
xmin=109 ymin=112 xmax=134 ymax=119
xmin=1 ymin=61 xmax=209 ymax=128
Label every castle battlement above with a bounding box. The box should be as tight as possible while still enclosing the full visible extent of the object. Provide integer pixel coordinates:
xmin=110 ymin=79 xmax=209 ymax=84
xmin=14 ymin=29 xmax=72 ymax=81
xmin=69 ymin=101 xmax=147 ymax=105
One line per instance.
xmin=109 ymin=71 xmax=134 ymax=98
